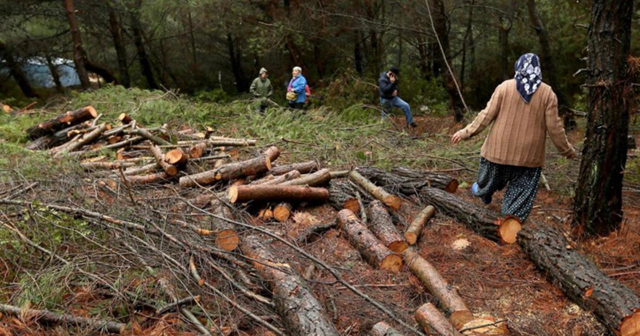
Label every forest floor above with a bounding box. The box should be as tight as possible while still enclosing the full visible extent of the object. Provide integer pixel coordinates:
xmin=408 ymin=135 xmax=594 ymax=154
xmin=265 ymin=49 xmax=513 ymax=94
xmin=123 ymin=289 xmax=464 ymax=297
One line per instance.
xmin=0 ymin=87 xmax=638 ymax=335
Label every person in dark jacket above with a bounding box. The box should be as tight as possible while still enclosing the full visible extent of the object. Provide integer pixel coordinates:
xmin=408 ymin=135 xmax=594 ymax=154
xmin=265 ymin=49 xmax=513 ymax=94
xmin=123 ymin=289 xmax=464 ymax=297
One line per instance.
xmin=378 ymin=67 xmax=416 ymax=127
xmin=250 ymin=67 xmax=273 ymax=112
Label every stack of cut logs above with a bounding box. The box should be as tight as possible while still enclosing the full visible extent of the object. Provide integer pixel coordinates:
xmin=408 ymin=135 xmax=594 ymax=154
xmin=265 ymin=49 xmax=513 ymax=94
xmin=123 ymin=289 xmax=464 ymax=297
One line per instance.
xmin=22 ymin=106 xmax=640 ymax=336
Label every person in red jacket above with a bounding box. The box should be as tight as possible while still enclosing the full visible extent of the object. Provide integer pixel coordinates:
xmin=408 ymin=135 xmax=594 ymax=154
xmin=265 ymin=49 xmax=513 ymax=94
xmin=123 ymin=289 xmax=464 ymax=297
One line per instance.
xmin=304 ymin=84 xmax=311 ymax=109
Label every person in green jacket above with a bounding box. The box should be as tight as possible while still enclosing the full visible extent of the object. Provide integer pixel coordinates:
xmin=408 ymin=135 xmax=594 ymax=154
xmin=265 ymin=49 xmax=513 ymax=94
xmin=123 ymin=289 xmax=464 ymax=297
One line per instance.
xmin=250 ymin=68 xmax=273 ymax=112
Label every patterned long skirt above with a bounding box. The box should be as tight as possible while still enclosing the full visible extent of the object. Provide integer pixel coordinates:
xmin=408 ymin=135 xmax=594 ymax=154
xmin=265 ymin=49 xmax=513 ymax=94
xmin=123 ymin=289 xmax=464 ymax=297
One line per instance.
xmin=475 ymin=157 xmax=542 ymax=222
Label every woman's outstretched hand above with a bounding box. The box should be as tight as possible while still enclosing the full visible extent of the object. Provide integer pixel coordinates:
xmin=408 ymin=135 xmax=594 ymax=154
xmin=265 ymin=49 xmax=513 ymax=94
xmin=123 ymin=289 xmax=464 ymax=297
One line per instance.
xmin=451 ymin=131 xmax=463 ymax=145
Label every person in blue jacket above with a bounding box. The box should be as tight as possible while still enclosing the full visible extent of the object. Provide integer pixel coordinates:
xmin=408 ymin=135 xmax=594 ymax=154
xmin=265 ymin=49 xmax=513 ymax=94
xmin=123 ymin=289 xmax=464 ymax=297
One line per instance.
xmin=378 ymin=66 xmax=417 ymax=127
xmin=287 ymin=66 xmax=307 ymax=110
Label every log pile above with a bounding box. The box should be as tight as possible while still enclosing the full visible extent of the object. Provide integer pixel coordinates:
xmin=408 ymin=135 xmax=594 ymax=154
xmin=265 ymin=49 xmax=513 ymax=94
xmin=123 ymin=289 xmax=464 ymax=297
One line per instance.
xmin=18 ymin=110 xmax=639 ymax=335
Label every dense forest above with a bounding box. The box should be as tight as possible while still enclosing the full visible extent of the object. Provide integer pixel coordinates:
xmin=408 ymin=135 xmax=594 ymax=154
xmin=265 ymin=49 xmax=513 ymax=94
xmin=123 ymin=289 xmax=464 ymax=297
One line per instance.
xmin=2 ymin=0 xmax=638 ymax=112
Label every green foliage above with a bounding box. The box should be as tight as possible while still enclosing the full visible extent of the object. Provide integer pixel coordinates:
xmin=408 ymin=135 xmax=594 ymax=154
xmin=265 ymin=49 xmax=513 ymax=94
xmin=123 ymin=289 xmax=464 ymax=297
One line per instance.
xmin=0 ymin=112 xmax=38 ymax=143
xmin=194 ymin=89 xmax=230 ymax=104
xmin=317 ymin=69 xmax=377 ymax=111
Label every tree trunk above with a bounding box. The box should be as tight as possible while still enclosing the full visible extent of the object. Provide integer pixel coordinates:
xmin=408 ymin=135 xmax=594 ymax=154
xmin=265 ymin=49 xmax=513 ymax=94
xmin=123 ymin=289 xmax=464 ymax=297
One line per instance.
xmin=269 ymin=161 xmax=319 ymax=176
xmin=229 ymin=185 xmax=329 ymax=204
xmin=403 ymin=248 xmax=473 ymax=330
xmin=415 ymin=303 xmax=462 ymax=336
xmin=418 ymin=187 xmax=521 ymax=244
xmin=572 ymin=0 xmax=634 ymax=236
xmin=179 ymin=153 xmax=272 ymax=188
xmin=460 ymin=0 xmax=474 ymax=88
xmin=354 ymin=30 xmax=363 ymax=76
xmin=26 ymin=106 xmax=97 ymax=139
xmin=371 ymin=322 xmax=404 ymax=336
xmin=105 ymin=0 xmax=130 ymax=87
xmin=63 ymin=0 xmax=91 ymax=89
xmin=526 ymin=0 xmax=574 ymax=129
xmin=356 ymin=166 xmax=458 ymax=194
xmin=241 ymin=236 xmax=340 ymax=336
xmin=337 ymin=209 xmax=403 ymax=272
xmin=405 ymin=205 xmax=436 ymax=245
xmin=499 ymin=0 xmax=515 ymax=81
xmin=131 ymin=0 xmax=158 ymax=90
xmin=349 ymin=170 xmax=402 ymax=210
xmin=520 ymin=221 xmax=640 ymax=335
xmin=227 ymin=33 xmax=248 ymax=93
xmin=418 ymin=187 xmax=640 ymax=335
xmin=0 ymin=40 xmax=39 ymax=98
xmin=45 ymin=55 xmax=64 ymax=94
xmin=430 ymin=0 xmax=465 ymax=122
xmin=367 ymin=200 xmax=408 ymax=253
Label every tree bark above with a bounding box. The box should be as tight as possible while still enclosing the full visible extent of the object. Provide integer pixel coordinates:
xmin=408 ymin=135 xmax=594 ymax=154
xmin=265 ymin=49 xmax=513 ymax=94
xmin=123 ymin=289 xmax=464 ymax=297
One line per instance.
xmin=337 ymin=209 xmax=403 ymax=272
xmin=403 ymin=248 xmax=473 ymax=330
xmin=0 ymin=40 xmax=39 ymax=98
xmin=45 ymin=55 xmax=64 ymax=94
xmin=281 ymin=168 xmax=331 ymax=187
xmin=526 ymin=0 xmax=574 ymax=128
xmin=328 ymin=180 xmax=371 ymax=213
xmin=430 ymin=0 xmax=465 ymax=122
xmin=459 ymin=0 xmax=474 ymax=89
xmin=53 ymin=123 xmax=108 ymax=156
xmin=367 ymin=201 xmax=408 ymax=253
xmin=349 ymin=170 xmax=402 ymax=210
xmin=418 ymin=187 xmax=521 ymax=244
xmin=63 ymin=0 xmax=91 ymax=89
xmin=415 ymin=302 xmax=462 ymax=336
xmin=572 ymin=0 xmax=634 ymax=236
xmin=26 ymin=106 xmax=97 ymax=139
xmin=356 ymin=166 xmax=458 ymax=194
xmin=125 ymin=171 xmax=171 ymax=185
xmin=241 ymin=235 xmax=340 ymax=336
xmin=130 ymin=0 xmax=158 ymax=90
xmin=179 ymin=153 xmax=272 ymax=188
xmin=405 ymin=205 xmax=436 ymax=245
xmin=229 ymin=185 xmax=329 ymax=204
xmin=269 ymin=161 xmax=319 ymax=176
xmin=227 ymin=33 xmax=248 ymax=93
xmin=252 ymin=170 xmax=301 ymax=185
xmin=499 ymin=0 xmax=515 ymax=81
xmin=105 ymin=0 xmax=130 ymax=87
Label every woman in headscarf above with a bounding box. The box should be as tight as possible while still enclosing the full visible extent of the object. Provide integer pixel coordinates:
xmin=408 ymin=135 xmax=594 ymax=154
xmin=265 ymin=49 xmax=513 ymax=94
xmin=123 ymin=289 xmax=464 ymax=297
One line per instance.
xmin=286 ymin=66 xmax=307 ymax=110
xmin=451 ymin=53 xmax=576 ymax=223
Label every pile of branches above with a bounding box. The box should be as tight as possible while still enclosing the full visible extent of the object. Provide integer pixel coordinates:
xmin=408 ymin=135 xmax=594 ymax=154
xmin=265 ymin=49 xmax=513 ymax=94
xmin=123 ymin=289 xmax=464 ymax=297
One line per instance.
xmin=3 ymin=106 xmax=638 ymax=335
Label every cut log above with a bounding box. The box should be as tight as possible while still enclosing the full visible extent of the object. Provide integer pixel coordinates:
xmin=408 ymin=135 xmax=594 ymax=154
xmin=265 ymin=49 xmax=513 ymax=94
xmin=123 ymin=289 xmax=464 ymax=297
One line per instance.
xmin=121 ymin=162 xmax=159 ymax=176
xmin=263 ymin=145 xmax=280 ymax=162
xmin=0 ymin=303 xmax=125 ymax=334
xmin=356 ymin=166 xmax=459 ymax=194
xmin=252 ymin=170 xmax=301 ymax=185
xmin=328 ymin=180 xmax=370 ymax=213
xmin=406 ymin=205 xmax=436 ymax=245
xmin=26 ymin=135 xmax=55 ymax=150
xmin=349 ymin=170 xmax=402 ymax=210
xmin=415 ymin=303 xmax=462 ymax=336
xmin=329 ymin=170 xmax=350 ymax=179
xmin=240 ymin=235 xmax=340 ymax=336
xmin=281 ymin=168 xmax=331 ymax=187
xmin=210 ymin=200 xmax=240 ymax=251
xmin=269 ymin=161 xmax=319 ymax=176
xmin=367 ymin=201 xmax=408 ymax=253
xmin=26 ymin=106 xmax=98 ymax=139
xmin=371 ymin=322 xmax=404 ymax=336
xmin=72 ymin=136 xmax=145 ymax=156
xmin=337 ymin=209 xmax=402 ymax=272
xmin=55 ymin=123 xmax=108 ymax=155
xmin=125 ymin=172 xmax=171 ymax=185
xmin=107 ymin=135 xmax=122 ymax=144
xmin=150 ymin=145 xmax=178 ymax=176
xmin=403 ymin=248 xmax=473 ymax=329
xmin=258 ymin=207 xmax=274 ymax=221
xmin=179 ymin=150 xmax=274 ymax=188
xmin=26 ymin=123 xmax=90 ymax=150
xmin=273 ymin=202 xmax=293 ymax=222
xmin=165 ymin=148 xmax=188 ymax=167
xmin=189 ymin=142 xmax=208 ymax=158
xmin=229 ymin=185 xmax=329 ymax=204
xmin=418 ymin=187 xmax=518 ymax=244
xmin=420 ymin=187 xmax=640 ymax=335
xmin=118 ymin=113 xmax=133 ymax=124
